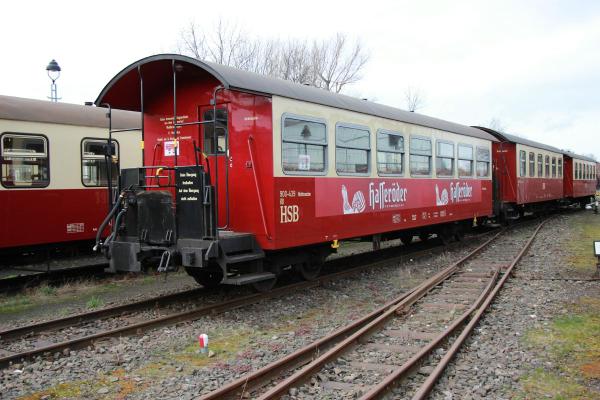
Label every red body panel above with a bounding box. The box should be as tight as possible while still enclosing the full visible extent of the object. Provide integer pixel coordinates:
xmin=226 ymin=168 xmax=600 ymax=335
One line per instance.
xmin=516 ymin=178 xmax=563 ymax=204
xmin=0 ymin=189 xmax=110 ymax=249
xmin=493 ymin=142 xmax=517 ymax=203
xmin=272 ymin=177 xmax=493 ymax=249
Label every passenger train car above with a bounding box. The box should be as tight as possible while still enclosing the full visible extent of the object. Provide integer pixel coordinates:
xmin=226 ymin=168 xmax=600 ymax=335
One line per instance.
xmin=562 ymin=151 xmax=597 ymax=204
xmin=94 ymin=54 xmax=498 ymax=289
xmin=92 ymin=54 xmax=596 ymax=289
xmin=0 ymin=95 xmax=141 ymax=256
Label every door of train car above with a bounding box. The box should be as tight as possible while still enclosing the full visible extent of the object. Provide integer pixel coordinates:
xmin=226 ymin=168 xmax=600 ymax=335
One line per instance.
xmin=198 ymin=105 xmax=230 ymax=228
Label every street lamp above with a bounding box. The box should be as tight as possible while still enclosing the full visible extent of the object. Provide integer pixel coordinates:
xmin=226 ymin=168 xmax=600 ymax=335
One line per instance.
xmin=46 ymin=59 xmax=61 ymax=102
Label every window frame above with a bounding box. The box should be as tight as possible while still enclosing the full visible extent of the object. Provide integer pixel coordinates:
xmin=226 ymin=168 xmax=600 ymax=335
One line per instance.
xmin=545 ymin=155 xmax=550 ymax=177
xmin=528 ymin=152 xmax=535 ymax=177
xmin=202 ymin=107 xmax=229 ymax=156
xmin=281 ymin=113 xmax=328 ymax=176
xmin=80 ymin=137 xmax=120 ymax=188
xmin=457 ymin=143 xmax=475 ymax=178
xmin=376 ymin=129 xmax=405 ymax=177
xmin=558 ymin=158 xmax=563 ymax=178
xmin=335 ymin=122 xmax=371 ymax=176
xmin=537 ymin=154 xmax=543 ymax=178
xmin=475 ymin=146 xmax=491 ymax=178
xmin=518 ymin=150 xmax=527 ymax=177
xmin=1 ymin=132 xmax=50 ymax=189
xmin=409 ymin=135 xmax=433 ymax=177
xmin=435 ymin=139 xmax=455 ymax=178
xmin=551 ymin=156 xmax=557 ymax=178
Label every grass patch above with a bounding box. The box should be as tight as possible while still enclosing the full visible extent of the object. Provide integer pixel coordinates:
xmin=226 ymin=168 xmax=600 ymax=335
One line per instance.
xmin=520 ymin=368 xmax=594 ymax=400
xmin=565 ymin=214 xmax=600 ymax=273
xmin=520 ymin=296 xmax=600 ymax=399
xmin=0 ymin=294 xmax=33 ymax=314
xmin=86 ymin=296 xmax=104 ymax=309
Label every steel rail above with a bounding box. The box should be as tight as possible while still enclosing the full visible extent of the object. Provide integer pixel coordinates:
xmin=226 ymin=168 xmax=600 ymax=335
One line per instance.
xmin=0 ymin=229 xmax=497 ymax=370
xmin=0 ymin=263 xmax=108 ymax=294
xmin=410 ymin=219 xmax=547 ymax=400
xmin=0 ymin=287 xmax=204 ymax=341
xmin=232 ymin=230 xmax=504 ymax=400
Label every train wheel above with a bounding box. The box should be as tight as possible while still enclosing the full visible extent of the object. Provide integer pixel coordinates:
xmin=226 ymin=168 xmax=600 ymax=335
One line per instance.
xmin=296 ymin=261 xmax=322 ymax=281
xmin=400 ymin=234 xmax=413 ymax=246
xmin=453 ymin=226 xmax=465 ymax=242
xmin=185 ymin=267 xmax=223 ymax=289
xmin=438 ymin=227 xmax=453 ymax=245
xmin=419 ymin=233 xmax=430 ymax=242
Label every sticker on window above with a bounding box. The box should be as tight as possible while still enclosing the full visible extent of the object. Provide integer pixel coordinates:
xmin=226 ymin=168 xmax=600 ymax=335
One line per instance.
xmin=164 ymin=141 xmax=180 ymax=157
xmin=298 ymin=154 xmax=310 ymax=171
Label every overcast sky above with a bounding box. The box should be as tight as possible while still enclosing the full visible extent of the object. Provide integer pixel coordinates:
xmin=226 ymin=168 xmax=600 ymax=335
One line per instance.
xmin=2 ymin=0 xmax=599 ymax=157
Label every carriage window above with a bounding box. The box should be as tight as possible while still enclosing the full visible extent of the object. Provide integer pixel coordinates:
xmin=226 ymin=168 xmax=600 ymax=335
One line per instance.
xmin=558 ymin=158 xmax=563 ymax=177
xmin=518 ymin=150 xmax=526 ymax=177
xmin=551 ymin=157 xmax=557 ymax=178
xmin=528 ymin=152 xmax=535 ymax=177
xmin=203 ymin=109 xmax=228 ymax=154
xmin=476 ymin=147 xmax=490 ymax=178
xmin=435 ymin=141 xmax=454 ymax=177
xmin=537 ymin=154 xmax=543 ymax=177
xmin=377 ymin=130 xmax=404 ymax=175
xmin=545 ymin=155 xmax=550 ymax=177
xmin=336 ymin=124 xmax=370 ymax=174
xmin=282 ymin=117 xmax=327 ymax=174
xmin=81 ymin=139 xmax=119 ymax=187
xmin=1 ymin=133 xmax=49 ymax=188
xmin=409 ymin=137 xmax=432 ymax=176
xmin=587 ymin=164 xmax=590 ymax=180
xmin=458 ymin=144 xmax=474 ymax=177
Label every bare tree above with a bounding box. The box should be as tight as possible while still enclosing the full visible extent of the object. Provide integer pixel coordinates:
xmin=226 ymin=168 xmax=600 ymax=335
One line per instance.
xmin=404 ymin=87 xmax=424 ymax=112
xmin=312 ymin=33 xmax=370 ymax=93
xmin=178 ymin=20 xmax=369 ymax=93
xmin=487 ymin=118 xmax=508 ymax=133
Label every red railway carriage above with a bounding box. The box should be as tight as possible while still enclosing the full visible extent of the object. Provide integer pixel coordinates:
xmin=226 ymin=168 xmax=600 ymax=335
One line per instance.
xmin=562 ymin=151 xmax=596 ymax=205
xmin=95 ymin=54 xmax=497 ymax=288
xmin=476 ymin=128 xmax=565 ymax=219
xmin=0 ymin=95 xmax=141 ymax=255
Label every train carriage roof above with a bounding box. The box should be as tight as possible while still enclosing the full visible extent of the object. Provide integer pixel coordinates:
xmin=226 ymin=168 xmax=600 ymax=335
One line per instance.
xmin=475 ymin=126 xmax=596 ymax=162
xmin=95 ymin=54 xmax=497 ymax=142
xmin=561 ymin=150 xmax=597 ymax=162
xmin=0 ymin=95 xmax=139 ymax=129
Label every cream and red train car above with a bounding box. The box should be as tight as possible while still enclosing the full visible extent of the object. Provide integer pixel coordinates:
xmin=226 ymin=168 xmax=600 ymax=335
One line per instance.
xmin=476 ymin=128 xmax=566 ymax=219
xmin=0 ymin=95 xmax=141 ymax=256
xmin=562 ymin=151 xmax=596 ymax=205
xmin=95 ymin=54 xmax=497 ymax=289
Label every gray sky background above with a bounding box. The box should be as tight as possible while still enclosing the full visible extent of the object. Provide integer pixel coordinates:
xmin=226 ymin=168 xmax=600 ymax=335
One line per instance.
xmin=2 ymin=0 xmax=599 ymax=157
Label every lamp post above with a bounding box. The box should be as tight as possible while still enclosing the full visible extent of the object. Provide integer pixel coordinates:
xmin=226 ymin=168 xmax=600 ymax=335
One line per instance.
xmin=46 ymin=59 xmax=61 ymax=102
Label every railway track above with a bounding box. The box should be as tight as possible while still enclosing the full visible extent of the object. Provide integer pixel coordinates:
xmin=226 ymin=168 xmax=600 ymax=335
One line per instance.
xmin=198 ymin=219 xmax=547 ymax=399
xmin=0 ymin=227 xmax=498 ymax=370
xmin=0 ymin=261 xmax=108 ymax=294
